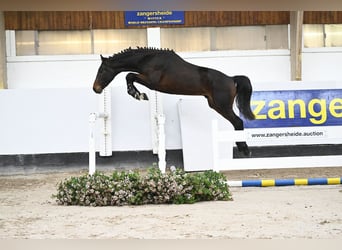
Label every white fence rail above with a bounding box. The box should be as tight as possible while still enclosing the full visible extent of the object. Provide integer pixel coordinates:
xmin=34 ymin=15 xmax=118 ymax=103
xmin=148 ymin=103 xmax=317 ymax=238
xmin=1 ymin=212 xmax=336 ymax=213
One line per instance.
xmin=211 ymin=120 xmax=342 ymax=171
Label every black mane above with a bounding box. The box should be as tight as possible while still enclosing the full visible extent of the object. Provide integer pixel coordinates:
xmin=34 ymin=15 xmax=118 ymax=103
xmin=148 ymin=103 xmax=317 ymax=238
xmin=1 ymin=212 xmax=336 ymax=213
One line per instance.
xmin=108 ymin=47 xmax=175 ymax=61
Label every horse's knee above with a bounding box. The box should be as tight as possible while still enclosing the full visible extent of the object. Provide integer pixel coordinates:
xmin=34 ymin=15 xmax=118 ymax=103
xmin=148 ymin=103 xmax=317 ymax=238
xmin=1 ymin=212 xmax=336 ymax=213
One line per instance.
xmin=126 ymin=73 xmax=136 ymax=82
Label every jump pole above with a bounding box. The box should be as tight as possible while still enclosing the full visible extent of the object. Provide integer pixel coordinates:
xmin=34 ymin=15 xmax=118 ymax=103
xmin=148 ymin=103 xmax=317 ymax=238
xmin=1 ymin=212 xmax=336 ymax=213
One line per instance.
xmin=88 ymin=88 xmax=112 ymax=175
xmin=89 ymin=113 xmax=97 ymax=175
xmin=227 ymin=177 xmax=342 ymax=187
xmin=148 ymin=27 xmax=166 ymax=173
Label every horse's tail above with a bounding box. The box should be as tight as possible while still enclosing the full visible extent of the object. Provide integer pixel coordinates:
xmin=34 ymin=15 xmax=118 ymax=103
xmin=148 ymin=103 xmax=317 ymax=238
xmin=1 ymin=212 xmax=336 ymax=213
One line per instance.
xmin=233 ymin=75 xmax=255 ymax=120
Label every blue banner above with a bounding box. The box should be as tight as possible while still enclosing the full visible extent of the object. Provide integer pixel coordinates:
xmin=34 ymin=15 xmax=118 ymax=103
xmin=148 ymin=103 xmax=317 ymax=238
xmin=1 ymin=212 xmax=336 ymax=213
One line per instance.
xmin=125 ymin=11 xmax=184 ymax=26
xmin=243 ymin=89 xmax=342 ymax=128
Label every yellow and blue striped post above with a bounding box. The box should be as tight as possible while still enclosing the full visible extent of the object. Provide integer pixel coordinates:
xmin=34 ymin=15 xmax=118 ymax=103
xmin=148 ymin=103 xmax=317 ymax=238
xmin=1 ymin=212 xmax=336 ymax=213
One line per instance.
xmin=227 ymin=177 xmax=342 ymax=187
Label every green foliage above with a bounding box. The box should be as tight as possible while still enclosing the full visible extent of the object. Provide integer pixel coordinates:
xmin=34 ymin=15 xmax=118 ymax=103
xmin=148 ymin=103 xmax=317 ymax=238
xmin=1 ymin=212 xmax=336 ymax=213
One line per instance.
xmin=53 ymin=168 xmax=231 ymax=206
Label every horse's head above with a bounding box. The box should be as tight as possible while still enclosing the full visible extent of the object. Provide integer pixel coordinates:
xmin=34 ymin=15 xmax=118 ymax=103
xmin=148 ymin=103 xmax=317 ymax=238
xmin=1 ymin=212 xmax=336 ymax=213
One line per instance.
xmin=93 ymin=55 xmax=117 ymax=94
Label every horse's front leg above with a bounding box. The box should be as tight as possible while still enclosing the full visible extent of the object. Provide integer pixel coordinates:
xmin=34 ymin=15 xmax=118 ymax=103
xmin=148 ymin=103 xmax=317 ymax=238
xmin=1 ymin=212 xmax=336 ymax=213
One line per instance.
xmin=126 ymin=73 xmax=149 ymax=101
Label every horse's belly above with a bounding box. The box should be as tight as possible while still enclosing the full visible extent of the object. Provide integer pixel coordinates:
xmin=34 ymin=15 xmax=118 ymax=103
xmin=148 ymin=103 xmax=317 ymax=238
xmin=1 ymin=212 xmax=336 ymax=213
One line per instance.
xmin=156 ymin=74 xmax=207 ymax=96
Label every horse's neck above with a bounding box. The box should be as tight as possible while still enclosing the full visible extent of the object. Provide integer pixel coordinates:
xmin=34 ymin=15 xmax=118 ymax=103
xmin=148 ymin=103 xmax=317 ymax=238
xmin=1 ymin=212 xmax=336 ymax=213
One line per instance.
xmin=109 ymin=52 xmax=147 ymax=72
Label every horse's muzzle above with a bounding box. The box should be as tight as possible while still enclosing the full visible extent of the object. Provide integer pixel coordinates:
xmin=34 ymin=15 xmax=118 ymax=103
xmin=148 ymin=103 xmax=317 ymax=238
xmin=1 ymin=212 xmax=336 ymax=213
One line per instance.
xmin=93 ymin=82 xmax=103 ymax=94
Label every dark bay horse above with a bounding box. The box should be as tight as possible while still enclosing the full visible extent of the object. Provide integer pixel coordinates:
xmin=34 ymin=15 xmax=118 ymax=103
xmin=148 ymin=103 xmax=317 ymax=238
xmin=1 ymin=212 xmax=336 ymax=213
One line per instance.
xmin=93 ymin=47 xmax=255 ymax=156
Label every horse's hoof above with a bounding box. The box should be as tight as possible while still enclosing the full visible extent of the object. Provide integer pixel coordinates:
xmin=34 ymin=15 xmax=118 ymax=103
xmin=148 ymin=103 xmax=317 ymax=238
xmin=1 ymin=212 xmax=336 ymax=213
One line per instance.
xmin=140 ymin=93 xmax=149 ymax=100
xmin=134 ymin=93 xmax=140 ymax=100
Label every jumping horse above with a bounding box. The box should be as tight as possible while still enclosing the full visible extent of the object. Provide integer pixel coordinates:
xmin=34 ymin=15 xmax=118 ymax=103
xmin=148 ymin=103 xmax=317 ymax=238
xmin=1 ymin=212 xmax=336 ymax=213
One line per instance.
xmin=93 ymin=47 xmax=255 ymax=156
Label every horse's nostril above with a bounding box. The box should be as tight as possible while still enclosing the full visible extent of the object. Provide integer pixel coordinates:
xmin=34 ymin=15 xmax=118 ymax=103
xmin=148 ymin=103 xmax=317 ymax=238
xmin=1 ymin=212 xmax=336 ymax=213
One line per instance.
xmin=93 ymin=83 xmax=103 ymax=94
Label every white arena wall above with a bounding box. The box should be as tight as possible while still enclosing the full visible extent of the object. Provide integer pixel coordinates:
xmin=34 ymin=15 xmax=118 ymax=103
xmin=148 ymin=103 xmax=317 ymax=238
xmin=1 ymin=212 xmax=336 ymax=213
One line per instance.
xmin=1 ymin=48 xmax=342 ymax=156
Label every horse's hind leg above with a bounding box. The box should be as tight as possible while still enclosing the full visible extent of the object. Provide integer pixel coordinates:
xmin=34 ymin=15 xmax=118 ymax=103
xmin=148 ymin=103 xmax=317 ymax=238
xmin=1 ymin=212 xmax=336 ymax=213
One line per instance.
xmin=228 ymin=114 xmax=251 ymax=157
xmin=206 ymin=95 xmax=251 ymax=157
xmin=126 ymin=73 xmax=149 ymax=101
xmin=222 ymin=111 xmax=251 ymax=156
